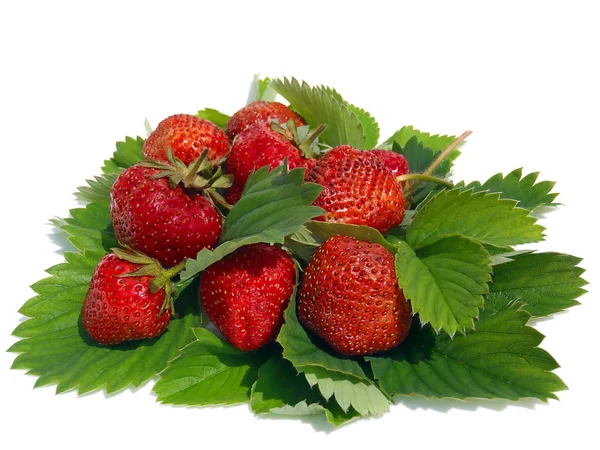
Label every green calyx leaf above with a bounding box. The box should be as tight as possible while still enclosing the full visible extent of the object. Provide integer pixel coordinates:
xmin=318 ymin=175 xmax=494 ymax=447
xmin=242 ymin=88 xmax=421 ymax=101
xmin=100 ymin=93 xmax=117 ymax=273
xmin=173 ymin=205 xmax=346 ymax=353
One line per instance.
xmin=395 ymin=237 xmax=492 ymax=336
xmin=140 ymin=148 xmax=233 ymax=191
xmin=456 ymin=168 xmax=559 ymax=211
xmin=270 ymin=119 xmax=326 ymax=159
xmin=407 ymin=188 xmax=545 ymax=250
xmin=367 ymin=300 xmax=567 ymax=402
xmin=270 ymin=77 xmax=379 ymax=149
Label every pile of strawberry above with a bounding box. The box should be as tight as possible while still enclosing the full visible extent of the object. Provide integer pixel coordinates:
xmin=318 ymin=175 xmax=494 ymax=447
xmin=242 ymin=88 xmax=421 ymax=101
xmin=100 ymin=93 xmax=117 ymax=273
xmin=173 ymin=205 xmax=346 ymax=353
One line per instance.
xmin=11 ymin=77 xmax=586 ymax=427
xmin=83 ymin=99 xmax=413 ymax=355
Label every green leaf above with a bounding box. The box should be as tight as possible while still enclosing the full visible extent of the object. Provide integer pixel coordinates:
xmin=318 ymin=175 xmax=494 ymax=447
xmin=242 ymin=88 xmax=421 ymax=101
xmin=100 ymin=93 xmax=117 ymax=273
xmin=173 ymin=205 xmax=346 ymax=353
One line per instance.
xmin=303 ymin=366 xmax=390 ymax=417
xmin=389 ymin=135 xmax=459 ymax=208
xmin=456 ymin=168 xmax=559 ymax=211
xmin=258 ymin=78 xmax=277 ymax=101
xmin=367 ymin=301 xmax=567 ymax=401
xmin=220 ymin=164 xmax=324 ymax=242
xmin=10 ymin=134 xmax=198 ymax=395
xmin=181 ymin=164 xmax=323 ymax=280
xmin=250 ymin=355 xmax=323 ymax=415
xmin=277 ymin=295 xmax=390 ymax=417
xmin=75 ymin=136 xmax=144 ymax=204
xmin=407 ymin=188 xmax=545 ymax=250
xmin=487 ymin=252 xmax=587 ymax=317
xmin=286 ymin=221 xmax=398 ymax=262
xmin=380 ymin=125 xmax=459 ymax=153
xmin=110 ymin=136 xmax=145 ymax=170
xmin=74 ymin=172 xmax=120 ymax=205
xmin=10 ymin=272 xmax=199 ymax=394
xmin=271 ymin=77 xmax=378 ymax=149
xmin=196 ymin=108 xmax=230 ymax=130
xmin=392 ymin=137 xmax=454 ymax=177
xmin=180 ymin=236 xmax=266 ymax=280
xmin=154 ymin=328 xmax=265 ymax=406
xmin=395 ymin=237 xmax=492 ymax=335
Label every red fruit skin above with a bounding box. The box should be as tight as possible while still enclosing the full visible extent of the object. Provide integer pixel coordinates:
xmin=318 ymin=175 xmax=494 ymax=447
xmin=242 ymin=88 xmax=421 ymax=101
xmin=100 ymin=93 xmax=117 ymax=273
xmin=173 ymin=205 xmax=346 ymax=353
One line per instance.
xmin=225 ymin=101 xmax=305 ymax=141
xmin=200 ymin=244 xmax=296 ymax=351
xmin=306 ymin=146 xmax=406 ymax=233
xmin=143 ymin=114 xmax=230 ymax=166
xmin=82 ymin=254 xmax=171 ymax=345
xmin=225 ymin=121 xmax=317 ymax=204
xmin=298 ymin=236 xmax=412 ymax=356
xmin=110 ymin=165 xmax=222 ymax=267
xmin=370 ymin=149 xmax=409 ymax=177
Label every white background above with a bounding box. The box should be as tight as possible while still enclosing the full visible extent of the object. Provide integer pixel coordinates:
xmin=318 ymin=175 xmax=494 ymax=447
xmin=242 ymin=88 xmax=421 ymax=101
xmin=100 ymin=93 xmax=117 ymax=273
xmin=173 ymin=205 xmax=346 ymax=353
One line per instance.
xmin=1 ymin=1 xmax=598 ymax=448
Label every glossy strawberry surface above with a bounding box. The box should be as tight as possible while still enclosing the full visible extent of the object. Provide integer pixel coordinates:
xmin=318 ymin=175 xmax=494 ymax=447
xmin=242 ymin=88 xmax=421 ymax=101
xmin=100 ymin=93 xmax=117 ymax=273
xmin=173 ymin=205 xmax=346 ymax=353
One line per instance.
xmin=200 ymin=244 xmax=296 ymax=351
xmin=225 ymin=121 xmax=316 ymax=204
xmin=110 ymin=165 xmax=222 ymax=267
xmin=82 ymin=254 xmax=171 ymax=345
xmin=306 ymin=146 xmax=406 ymax=233
xmin=225 ymin=101 xmax=305 ymax=141
xmin=297 ymin=236 xmax=412 ymax=356
xmin=143 ymin=114 xmax=230 ymax=166
xmin=370 ymin=149 xmax=409 ymax=177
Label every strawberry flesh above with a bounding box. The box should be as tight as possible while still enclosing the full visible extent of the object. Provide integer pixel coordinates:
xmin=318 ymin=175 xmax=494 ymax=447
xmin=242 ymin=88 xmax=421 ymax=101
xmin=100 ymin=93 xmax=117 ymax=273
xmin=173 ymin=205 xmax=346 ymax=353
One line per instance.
xmin=298 ymin=235 xmax=412 ymax=356
xmin=306 ymin=146 xmax=406 ymax=233
xmin=143 ymin=114 xmax=230 ymax=166
xmin=225 ymin=121 xmax=317 ymax=204
xmin=110 ymin=165 xmax=222 ymax=267
xmin=370 ymin=149 xmax=409 ymax=177
xmin=225 ymin=101 xmax=305 ymax=141
xmin=200 ymin=244 xmax=296 ymax=351
xmin=82 ymin=253 xmax=171 ymax=345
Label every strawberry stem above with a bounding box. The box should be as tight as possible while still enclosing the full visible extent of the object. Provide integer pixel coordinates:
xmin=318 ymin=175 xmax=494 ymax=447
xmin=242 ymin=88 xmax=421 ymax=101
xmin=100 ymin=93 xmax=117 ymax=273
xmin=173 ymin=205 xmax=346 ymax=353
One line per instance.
xmin=423 ymin=130 xmax=472 ymax=177
xmin=404 ymin=130 xmax=472 ymax=198
xmin=397 ymin=173 xmax=454 ymax=188
xmin=207 ymin=189 xmax=233 ymax=211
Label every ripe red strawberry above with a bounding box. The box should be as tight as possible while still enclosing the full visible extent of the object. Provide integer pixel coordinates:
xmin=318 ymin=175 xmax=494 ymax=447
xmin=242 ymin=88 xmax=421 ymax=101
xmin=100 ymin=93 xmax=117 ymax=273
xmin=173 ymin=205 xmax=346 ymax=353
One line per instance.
xmin=297 ymin=235 xmax=412 ymax=356
xmin=225 ymin=101 xmax=305 ymax=141
xmin=200 ymin=244 xmax=296 ymax=351
xmin=306 ymin=146 xmax=406 ymax=233
xmin=225 ymin=120 xmax=322 ymax=204
xmin=82 ymin=252 xmax=172 ymax=345
xmin=110 ymin=163 xmax=222 ymax=268
xmin=370 ymin=149 xmax=409 ymax=177
xmin=143 ymin=114 xmax=230 ymax=166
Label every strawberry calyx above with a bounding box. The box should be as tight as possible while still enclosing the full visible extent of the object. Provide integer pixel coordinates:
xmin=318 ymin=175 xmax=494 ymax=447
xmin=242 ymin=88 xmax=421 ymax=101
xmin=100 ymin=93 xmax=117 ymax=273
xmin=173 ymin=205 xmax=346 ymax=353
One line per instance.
xmin=270 ymin=119 xmax=327 ymax=159
xmin=141 ymin=147 xmax=234 ymax=191
xmin=112 ymin=246 xmax=186 ymax=316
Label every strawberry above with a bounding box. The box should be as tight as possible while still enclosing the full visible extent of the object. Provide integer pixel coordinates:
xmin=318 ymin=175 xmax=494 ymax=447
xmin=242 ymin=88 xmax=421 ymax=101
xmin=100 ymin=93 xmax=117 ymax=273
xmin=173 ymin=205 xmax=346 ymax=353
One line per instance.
xmin=110 ymin=151 xmax=230 ymax=268
xmin=225 ymin=100 xmax=305 ymax=141
xmin=370 ymin=149 xmax=409 ymax=178
xmin=143 ymin=114 xmax=230 ymax=166
xmin=297 ymin=235 xmax=412 ymax=356
xmin=306 ymin=146 xmax=406 ymax=233
xmin=199 ymin=244 xmax=296 ymax=351
xmin=82 ymin=249 xmax=180 ymax=345
xmin=225 ymin=120 xmax=323 ymax=204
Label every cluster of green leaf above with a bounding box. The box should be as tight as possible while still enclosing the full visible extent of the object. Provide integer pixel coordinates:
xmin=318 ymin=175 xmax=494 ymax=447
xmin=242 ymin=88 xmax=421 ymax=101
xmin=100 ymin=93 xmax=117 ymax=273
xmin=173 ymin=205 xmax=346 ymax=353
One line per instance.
xmin=9 ymin=77 xmax=586 ymax=429
xmin=9 ymin=137 xmax=200 ymax=394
